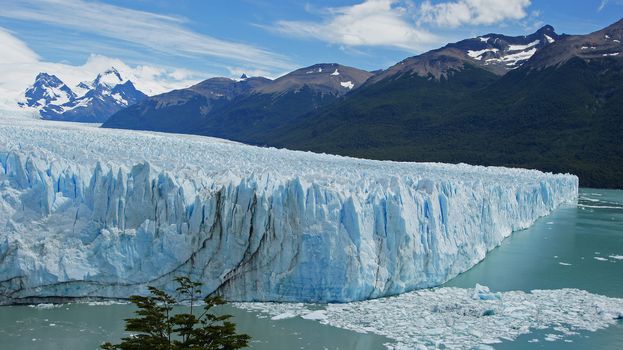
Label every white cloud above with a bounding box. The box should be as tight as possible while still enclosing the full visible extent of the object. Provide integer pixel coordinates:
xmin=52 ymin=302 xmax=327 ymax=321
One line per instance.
xmin=0 ymin=0 xmax=293 ymax=72
xmin=268 ymin=0 xmax=440 ymax=52
xmin=0 ymin=27 xmax=40 ymax=64
xmin=0 ymin=28 xmax=205 ymax=110
xmin=419 ymin=0 xmax=532 ymax=28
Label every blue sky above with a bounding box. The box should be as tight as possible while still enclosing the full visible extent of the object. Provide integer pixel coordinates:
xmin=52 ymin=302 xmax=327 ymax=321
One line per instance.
xmin=0 ymin=0 xmax=622 ymax=82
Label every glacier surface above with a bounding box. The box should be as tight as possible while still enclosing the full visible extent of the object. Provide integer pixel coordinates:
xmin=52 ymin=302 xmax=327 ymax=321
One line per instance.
xmin=0 ymin=112 xmax=578 ymax=303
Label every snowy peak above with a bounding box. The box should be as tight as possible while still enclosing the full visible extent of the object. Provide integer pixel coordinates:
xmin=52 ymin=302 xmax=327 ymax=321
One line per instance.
xmin=460 ymin=25 xmax=561 ymax=71
xmin=20 ymin=73 xmax=76 ymax=108
xmin=255 ymin=63 xmax=373 ymax=95
xmin=93 ymin=67 xmax=125 ymax=89
xmin=19 ymin=68 xmax=147 ymax=122
xmin=107 ymin=80 xmax=147 ymax=107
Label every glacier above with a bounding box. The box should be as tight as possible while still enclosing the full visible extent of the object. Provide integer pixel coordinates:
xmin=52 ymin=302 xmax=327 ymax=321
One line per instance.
xmin=0 ymin=111 xmax=578 ymax=303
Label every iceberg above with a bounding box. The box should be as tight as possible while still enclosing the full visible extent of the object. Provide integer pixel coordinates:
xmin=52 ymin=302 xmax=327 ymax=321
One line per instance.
xmin=0 ymin=113 xmax=578 ymax=303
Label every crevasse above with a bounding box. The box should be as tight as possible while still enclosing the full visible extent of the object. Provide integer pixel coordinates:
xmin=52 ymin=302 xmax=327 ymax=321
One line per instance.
xmin=0 ymin=116 xmax=578 ymax=303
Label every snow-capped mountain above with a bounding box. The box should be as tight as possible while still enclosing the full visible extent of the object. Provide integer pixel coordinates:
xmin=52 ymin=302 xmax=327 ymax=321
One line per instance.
xmin=525 ymin=18 xmax=623 ymax=69
xmin=21 ymin=73 xmax=77 ymax=109
xmin=451 ymin=25 xmax=561 ymax=73
xmin=20 ymin=67 xmax=147 ymax=123
xmin=369 ymin=25 xmax=561 ymax=82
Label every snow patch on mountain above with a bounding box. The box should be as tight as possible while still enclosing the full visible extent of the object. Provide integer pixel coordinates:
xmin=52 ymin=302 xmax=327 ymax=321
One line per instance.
xmin=467 ymin=48 xmax=500 ymax=60
xmin=340 ymin=81 xmax=354 ymax=89
xmin=508 ymin=40 xmax=540 ymax=51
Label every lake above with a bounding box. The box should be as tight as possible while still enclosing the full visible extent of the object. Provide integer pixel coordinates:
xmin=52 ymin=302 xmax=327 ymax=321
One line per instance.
xmin=0 ymin=188 xmax=621 ymax=349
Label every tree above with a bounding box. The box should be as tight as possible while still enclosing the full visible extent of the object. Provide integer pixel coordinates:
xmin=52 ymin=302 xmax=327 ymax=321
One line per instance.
xmin=101 ymin=277 xmax=250 ymax=350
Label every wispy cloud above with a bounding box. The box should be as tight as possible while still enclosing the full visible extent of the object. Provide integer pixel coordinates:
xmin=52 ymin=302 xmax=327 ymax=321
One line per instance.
xmin=266 ymin=0 xmax=440 ymax=52
xmin=266 ymin=0 xmax=535 ymax=52
xmin=0 ymin=0 xmax=294 ymax=72
xmin=418 ymin=0 xmax=532 ymax=28
xmin=597 ymin=0 xmax=623 ymax=12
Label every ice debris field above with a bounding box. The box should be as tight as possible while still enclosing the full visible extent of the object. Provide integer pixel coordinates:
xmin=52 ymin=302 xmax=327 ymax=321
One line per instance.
xmin=235 ymin=284 xmax=623 ymax=349
xmin=0 ymin=110 xmax=578 ymax=303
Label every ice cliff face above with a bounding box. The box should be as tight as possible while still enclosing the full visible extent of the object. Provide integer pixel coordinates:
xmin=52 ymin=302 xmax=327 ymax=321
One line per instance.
xmin=0 ymin=114 xmax=578 ymax=303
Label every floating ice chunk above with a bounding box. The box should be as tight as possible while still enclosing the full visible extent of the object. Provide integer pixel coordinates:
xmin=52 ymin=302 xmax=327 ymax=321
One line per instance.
xmin=301 ymin=310 xmax=327 ymax=321
xmin=609 ymin=255 xmax=623 ymax=260
xmin=236 ymin=287 xmax=623 ymax=350
xmin=559 ymin=262 xmax=572 ymax=266
xmin=271 ymin=312 xmax=298 ymax=320
xmin=594 ymin=257 xmax=608 ymax=261
xmin=545 ymin=333 xmax=562 ymax=341
xmin=472 ymin=284 xmax=500 ymax=300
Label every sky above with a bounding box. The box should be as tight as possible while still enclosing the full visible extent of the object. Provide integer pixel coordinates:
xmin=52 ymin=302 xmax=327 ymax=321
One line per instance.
xmin=0 ymin=0 xmax=622 ymax=104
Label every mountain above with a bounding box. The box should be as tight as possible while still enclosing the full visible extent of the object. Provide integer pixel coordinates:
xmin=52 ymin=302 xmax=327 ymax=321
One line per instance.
xmin=366 ymin=25 xmax=560 ymax=84
xmin=267 ymin=20 xmax=623 ymax=188
xmin=102 ymin=63 xmax=373 ymax=141
xmin=103 ymin=28 xmax=556 ymax=139
xmin=19 ymin=68 xmax=148 ymax=123
xmin=102 ymin=75 xmax=271 ymax=134
xmin=103 ymin=21 xmax=623 ymax=188
xmin=21 ymin=73 xmax=77 ymax=110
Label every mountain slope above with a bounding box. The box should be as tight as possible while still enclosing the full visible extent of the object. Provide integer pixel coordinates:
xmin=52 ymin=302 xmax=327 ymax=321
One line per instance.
xmin=268 ymin=21 xmax=623 ymax=188
xmin=103 ymin=63 xmax=373 ymax=140
xmin=102 ymin=76 xmax=271 ymax=134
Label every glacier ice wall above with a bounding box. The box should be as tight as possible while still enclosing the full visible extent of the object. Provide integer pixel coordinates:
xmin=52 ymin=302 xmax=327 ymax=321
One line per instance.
xmin=0 ymin=116 xmax=578 ymax=303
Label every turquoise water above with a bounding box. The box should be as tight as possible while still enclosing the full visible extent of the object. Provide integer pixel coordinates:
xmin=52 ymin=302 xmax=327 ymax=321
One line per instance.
xmin=0 ymin=188 xmax=621 ymax=349
xmin=0 ymin=302 xmax=389 ymax=349
xmin=445 ymin=188 xmax=623 ymax=349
